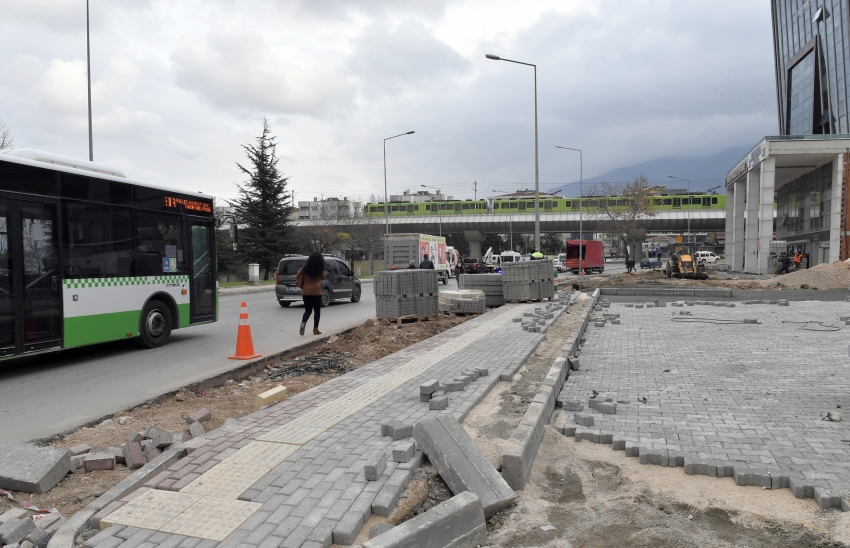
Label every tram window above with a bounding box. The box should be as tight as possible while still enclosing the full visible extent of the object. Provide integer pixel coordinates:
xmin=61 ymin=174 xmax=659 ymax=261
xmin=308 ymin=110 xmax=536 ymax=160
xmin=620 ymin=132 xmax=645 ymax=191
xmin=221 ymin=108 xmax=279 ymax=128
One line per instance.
xmin=663 ymin=199 xmax=672 ymax=205
xmin=510 ymin=202 xmax=518 ymax=209
xmin=462 ymin=204 xmax=469 ymax=210
xmin=63 ymin=202 xmax=134 ymax=278
xmin=0 ymin=161 xmax=59 ymax=197
xmin=135 ymin=210 xmax=186 ymax=276
xmin=654 ymin=199 xmax=662 ymax=205
xmin=712 ymin=197 xmax=718 ymax=204
xmin=494 ymin=203 xmax=500 ymax=209
xmin=564 ymin=201 xmax=571 ymax=208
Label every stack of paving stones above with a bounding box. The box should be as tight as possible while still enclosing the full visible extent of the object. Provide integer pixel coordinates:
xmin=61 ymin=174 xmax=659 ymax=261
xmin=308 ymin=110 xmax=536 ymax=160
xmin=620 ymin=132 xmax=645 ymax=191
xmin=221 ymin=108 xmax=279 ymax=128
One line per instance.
xmin=89 ymin=304 xmax=560 ymax=548
xmin=0 ymin=508 xmax=67 ymax=547
xmin=457 ymin=274 xmax=505 ymax=307
xmin=556 ymin=299 xmax=850 ymax=511
xmin=438 ymin=289 xmax=487 ymax=315
xmin=517 ymin=296 xmax=566 ymax=333
xmin=374 ymin=270 xmax=439 ymax=319
xmin=501 ymin=260 xmax=554 ymax=302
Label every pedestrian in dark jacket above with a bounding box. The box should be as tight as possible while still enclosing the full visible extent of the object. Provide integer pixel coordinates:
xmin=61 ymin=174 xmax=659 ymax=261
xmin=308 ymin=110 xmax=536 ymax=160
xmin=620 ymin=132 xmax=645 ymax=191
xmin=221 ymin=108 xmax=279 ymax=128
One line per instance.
xmin=296 ymin=251 xmax=326 ymax=336
xmin=419 ymin=254 xmax=435 ymax=269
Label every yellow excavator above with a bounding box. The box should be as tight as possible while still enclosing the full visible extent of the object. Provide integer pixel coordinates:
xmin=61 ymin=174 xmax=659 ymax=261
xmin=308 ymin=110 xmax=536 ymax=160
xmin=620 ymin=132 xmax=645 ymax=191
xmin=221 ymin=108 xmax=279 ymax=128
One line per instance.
xmin=664 ymin=236 xmax=708 ymax=280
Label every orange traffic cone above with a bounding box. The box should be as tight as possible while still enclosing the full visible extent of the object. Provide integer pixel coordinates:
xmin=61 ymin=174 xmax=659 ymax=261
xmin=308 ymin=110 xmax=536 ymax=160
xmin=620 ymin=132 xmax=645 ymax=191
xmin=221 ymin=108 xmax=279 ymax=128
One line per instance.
xmin=229 ymin=302 xmax=262 ymax=360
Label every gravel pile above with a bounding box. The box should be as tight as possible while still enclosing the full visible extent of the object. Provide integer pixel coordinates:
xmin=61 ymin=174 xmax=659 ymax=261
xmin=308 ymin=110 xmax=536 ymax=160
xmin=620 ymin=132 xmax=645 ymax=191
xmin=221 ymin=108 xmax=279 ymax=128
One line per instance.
xmin=762 ymin=261 xmax=850 ymax=289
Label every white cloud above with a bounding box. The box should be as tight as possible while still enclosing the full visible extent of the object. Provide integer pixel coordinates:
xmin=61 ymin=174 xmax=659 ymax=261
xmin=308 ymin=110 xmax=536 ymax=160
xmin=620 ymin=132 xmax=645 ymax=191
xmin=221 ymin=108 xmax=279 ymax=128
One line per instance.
xmin=170 ymin=26 xmax=354 ymax=118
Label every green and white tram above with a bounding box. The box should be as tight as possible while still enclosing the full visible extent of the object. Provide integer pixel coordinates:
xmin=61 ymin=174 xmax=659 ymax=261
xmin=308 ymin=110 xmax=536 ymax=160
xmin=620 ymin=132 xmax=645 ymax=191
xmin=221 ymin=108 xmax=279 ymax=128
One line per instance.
xmin=0 ymin=149 xmax=217 ymax=358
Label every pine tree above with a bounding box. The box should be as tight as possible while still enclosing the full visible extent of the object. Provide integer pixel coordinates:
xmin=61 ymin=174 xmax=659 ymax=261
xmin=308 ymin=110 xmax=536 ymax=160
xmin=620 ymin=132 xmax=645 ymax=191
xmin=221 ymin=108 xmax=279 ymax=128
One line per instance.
xmin=230 ymin=119 xmax=294 ymax=280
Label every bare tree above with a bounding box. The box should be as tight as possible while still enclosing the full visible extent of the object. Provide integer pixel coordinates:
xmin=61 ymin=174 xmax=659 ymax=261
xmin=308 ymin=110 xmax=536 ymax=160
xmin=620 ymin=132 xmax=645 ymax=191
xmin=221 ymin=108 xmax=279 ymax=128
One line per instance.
xmin=0 ymin=119 xmax=14 ymax=150
xmin=588 ymin=176 xmax=657 ymax=260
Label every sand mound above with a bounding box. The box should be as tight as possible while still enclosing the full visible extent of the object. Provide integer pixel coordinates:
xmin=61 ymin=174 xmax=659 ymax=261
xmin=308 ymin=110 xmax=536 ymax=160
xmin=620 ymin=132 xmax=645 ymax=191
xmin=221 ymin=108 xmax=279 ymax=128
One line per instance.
xmin=761 ymin=260 xmax=850 ymax=289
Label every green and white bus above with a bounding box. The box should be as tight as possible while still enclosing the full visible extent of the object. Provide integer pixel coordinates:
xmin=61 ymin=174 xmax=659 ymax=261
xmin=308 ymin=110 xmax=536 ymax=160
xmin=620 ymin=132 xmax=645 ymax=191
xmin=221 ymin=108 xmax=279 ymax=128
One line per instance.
xmin=0 ymin=149 xmax=218 ymax=359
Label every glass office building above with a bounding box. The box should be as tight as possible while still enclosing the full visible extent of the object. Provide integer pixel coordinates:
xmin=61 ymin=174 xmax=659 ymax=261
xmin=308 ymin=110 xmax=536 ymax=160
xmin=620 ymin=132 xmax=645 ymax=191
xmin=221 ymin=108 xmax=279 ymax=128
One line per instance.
xmin=772 ymin=0 xmax=850 ymax=134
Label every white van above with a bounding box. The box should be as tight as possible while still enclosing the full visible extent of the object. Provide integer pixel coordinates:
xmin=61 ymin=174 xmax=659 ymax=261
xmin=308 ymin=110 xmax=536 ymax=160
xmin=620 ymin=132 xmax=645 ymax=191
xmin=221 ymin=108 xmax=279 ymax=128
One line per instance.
xmin=694 ymin=251 xmax=720 ymax=264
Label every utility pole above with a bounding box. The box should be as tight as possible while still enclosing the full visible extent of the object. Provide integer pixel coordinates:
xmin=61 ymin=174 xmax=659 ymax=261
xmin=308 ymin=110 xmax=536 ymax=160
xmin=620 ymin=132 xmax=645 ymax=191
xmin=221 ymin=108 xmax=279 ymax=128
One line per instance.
xmin=473 ymin=180 xmax=477 ymax=202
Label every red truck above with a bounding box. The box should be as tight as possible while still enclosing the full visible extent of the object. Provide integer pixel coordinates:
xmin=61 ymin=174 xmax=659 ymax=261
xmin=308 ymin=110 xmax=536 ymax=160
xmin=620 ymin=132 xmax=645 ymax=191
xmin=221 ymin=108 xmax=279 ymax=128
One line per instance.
xmin=565 ymin=239 xmax=604 ymax=274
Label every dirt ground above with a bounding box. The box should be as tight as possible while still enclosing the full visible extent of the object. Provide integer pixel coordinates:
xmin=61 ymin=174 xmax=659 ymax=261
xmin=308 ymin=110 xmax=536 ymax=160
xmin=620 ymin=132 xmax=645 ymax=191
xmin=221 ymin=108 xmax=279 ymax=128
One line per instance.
xmin=0 ymin=315 xmax=471 ymax=520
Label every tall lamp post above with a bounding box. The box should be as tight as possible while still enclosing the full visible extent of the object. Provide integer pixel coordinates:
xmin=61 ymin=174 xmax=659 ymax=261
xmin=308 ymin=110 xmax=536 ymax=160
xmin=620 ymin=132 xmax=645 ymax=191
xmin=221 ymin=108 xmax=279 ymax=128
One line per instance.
xmin=383 ymin=131 xmax=415 ymax=235
xmin=485 ymin=53 xmax=540 ymax=252
xmin=420 ymin=185 xmax=443 ymax=237
xmin=86 ymin=0 xmax=93 ymax=161
xmin=668 ymin=175 xmax=691 ymax=244
xmin=555 ymin=146 xmax=583 ymax=276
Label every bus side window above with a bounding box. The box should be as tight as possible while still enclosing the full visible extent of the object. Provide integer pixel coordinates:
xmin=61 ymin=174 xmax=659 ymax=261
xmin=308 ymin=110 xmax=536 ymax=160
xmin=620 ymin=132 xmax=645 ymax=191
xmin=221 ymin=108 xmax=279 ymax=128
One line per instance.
xmin=135 ymin=211 xmax=186 ymax=276
xmin=63 ymin=202 xmax=134 ymax=279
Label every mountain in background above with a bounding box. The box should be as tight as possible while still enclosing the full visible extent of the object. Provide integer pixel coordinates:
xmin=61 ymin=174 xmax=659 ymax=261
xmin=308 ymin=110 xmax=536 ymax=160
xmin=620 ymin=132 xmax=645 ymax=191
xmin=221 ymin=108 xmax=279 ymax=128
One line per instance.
xmin=548 ymin=145 xmax=750 ymax=197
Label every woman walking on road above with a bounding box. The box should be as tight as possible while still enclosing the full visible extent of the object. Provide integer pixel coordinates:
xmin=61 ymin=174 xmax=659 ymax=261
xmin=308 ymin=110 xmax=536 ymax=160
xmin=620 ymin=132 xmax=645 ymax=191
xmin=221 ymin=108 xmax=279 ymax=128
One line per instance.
xmin=296 ymin=251 xmax=326 ymax=336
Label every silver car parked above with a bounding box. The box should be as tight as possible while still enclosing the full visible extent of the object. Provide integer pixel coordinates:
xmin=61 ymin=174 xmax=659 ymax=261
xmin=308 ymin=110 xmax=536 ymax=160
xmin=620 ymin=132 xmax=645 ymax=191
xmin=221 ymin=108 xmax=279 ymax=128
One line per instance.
xmin=275 ymin=254 xmax=362 ymax=307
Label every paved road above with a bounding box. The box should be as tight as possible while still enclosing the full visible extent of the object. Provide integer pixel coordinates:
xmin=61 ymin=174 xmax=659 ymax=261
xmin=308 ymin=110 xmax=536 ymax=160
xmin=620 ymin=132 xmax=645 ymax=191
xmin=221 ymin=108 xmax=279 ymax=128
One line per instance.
xmin=0 ymin=285 xmax=385 ymax=444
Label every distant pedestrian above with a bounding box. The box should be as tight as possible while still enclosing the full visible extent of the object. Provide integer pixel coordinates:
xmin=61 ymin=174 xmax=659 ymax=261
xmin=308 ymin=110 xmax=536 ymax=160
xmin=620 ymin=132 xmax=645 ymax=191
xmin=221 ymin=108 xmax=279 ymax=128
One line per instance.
xmin=407 ymin=260 xmax=418 ymax=269
xmin=419 ymin=254 xmax=435 ymax=269
xmin=296 ymin=251 xmax=326 ymax=336
xmin=793 ymin=251 xmax=803 ymax=269
xmin=531 ymin=250 xmax=544 ymax=259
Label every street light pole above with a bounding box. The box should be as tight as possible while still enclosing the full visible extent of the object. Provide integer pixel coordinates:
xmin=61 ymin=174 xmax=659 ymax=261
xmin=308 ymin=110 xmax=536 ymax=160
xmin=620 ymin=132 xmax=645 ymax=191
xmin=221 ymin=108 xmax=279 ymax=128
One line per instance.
xmin=486 ymin=54 xmax=540 ymax=252
xmin=383 ymin=131 xmax=415 ymax=235
xmin=555 ymin=146 xmax=582 ymax=276
xmin=668 ymin=175 xmax=691 ymax=244
xmin=420 ymin=184 xmax=442 ymax=237
xmin=86 ymin=0 xmax=93 ymax=161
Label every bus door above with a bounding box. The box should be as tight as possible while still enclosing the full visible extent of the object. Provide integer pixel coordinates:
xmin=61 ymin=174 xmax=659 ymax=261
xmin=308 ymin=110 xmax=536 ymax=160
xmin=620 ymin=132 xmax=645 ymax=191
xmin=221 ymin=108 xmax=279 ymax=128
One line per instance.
xmin=0 ymin=199 xmax=63 ymax=357
xmin=188 ymin=218 xmax=216 ymax=323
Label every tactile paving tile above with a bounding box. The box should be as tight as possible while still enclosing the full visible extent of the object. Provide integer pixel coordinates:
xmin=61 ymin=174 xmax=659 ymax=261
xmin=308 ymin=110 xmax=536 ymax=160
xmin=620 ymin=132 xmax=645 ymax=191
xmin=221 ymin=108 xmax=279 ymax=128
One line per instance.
xmin=257 ymin=424 xmax=327 ymax=445
xmin=179 ymin=462 xmax=268 ymax=498
xmin=222 ymin=440 xmax=300 ymax=470
xmin=101 ymin=489 xmax=201 ymax=530
xmin=159 ymin=496 xmax=262 ymax=541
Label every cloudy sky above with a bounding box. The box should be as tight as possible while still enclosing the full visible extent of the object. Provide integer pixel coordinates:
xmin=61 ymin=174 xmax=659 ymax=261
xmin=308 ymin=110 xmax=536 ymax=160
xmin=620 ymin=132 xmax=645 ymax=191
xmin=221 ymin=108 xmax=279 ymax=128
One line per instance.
xmin=0 ymin=0 xmax=776 ymax=204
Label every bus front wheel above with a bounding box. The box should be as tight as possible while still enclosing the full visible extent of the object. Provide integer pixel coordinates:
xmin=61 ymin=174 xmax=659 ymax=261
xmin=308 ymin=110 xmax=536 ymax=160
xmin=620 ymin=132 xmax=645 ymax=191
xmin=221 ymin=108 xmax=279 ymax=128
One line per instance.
xmin=138 ymin=299 xmax=173 ymax=348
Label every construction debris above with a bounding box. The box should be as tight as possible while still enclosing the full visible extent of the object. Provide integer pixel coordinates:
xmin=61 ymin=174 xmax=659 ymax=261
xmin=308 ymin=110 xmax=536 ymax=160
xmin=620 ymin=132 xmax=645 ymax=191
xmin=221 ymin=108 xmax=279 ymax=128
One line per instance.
xmin=266 ymin=352 xmax=357 ymax=380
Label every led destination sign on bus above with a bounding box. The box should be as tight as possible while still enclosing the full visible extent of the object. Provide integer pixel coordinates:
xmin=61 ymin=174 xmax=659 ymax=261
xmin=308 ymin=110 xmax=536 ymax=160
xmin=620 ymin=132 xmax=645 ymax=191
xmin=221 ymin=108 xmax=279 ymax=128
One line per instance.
xmin=165 ymin=196 xmax=212 ymax=213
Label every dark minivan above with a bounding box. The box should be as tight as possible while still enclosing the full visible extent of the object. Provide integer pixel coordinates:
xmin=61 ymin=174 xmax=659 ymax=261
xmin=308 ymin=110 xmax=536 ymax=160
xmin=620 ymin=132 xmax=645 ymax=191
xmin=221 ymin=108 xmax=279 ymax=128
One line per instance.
xmin=275 ymin=255 xmax=362 ymax=307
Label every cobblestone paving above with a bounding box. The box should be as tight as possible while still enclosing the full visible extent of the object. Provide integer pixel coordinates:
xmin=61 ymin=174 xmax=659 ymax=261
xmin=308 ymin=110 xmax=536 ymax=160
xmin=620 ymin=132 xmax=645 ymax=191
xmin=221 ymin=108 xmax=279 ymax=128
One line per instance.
xmin=559 ymin=300 xmax=850 ymax=503
xmin=91 ymin=301 xmax=562 ymax=548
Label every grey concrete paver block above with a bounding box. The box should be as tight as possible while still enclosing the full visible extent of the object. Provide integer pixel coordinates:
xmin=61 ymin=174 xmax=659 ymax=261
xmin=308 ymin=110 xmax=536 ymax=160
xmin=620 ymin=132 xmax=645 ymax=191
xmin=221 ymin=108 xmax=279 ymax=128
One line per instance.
xmin=0 ymin=518 xmax=34 ymax=545
xmin=413 ymin=414 xmax=515 ymax=517
xmin=362 ymin=491 xmax=486 ymax=548
xmin=429 ymin=396 xmax=448 ymax=410
xmin=0 ymin=444 xmax=71 ymax=494
xmin=331 ymin=511 xmax=363 ymax=545
xmin=596 ymin=402 xmax=617 ymax=415
xmin=573 ymin=413 xmax=594 ymax=427
xmin=365 ymin=452 xmax=387 ymax=481
xmin=390 ymin=442 xmax=415 ymax=463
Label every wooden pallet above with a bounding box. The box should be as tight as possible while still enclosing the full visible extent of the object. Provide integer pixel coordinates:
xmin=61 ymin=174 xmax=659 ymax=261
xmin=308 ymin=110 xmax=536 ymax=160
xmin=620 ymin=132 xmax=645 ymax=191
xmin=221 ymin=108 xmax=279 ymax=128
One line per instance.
xmin=385 ymin=314 xmax=439 ymax=325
